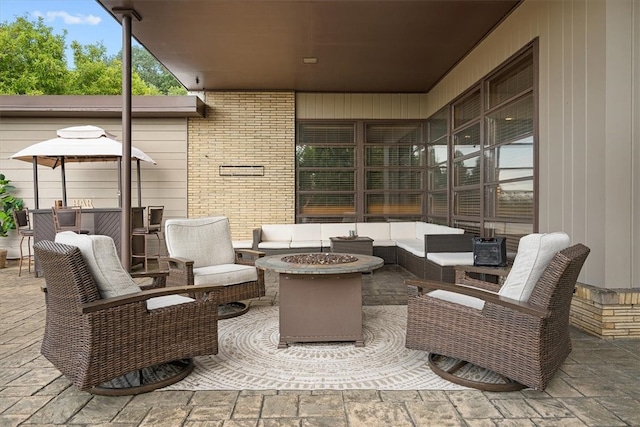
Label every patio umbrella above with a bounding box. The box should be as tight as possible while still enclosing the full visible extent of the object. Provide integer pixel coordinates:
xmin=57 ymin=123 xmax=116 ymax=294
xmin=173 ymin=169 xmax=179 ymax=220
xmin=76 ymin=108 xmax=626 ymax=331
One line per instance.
xmin=10 ymin=125 xmax=156 ymax=208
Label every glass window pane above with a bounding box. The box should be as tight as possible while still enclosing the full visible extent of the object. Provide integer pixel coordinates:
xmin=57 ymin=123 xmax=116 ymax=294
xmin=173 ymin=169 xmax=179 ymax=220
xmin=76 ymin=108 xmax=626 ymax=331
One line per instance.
xmin=484 ymin=143 xmax=533 ymax=183
xmin=427 ymin=140 xmax=448 ymax=166
xmin=487 ymin=55 xmax=533 ymax=108
xmin=453 ymin=123 xmax=480 ymax=158
xmin=428 ymin=193 xmax=448 ymax=216
xmin=298 ymin=171 xmax=354 ymax=191
xmin=454 ymin=189 xmax=481 ymax=216
xmin=484 ymin=180 xmax=533 ymax=219
xmin=453 ymin=89 xmax=480 ymax=128
xmin=453 ymin=156 xmax=481 ymax=187
xmin=366 ymin=146 xmax=425 ymax=167
xmin=428 ymin=166 xmax=447 ymax=190
xmin=298 ymin=194 xmax=355 ymax=215
xmin=483 ymin=221 xmax=534 ymax=253
xmin=452 ymin=220 xmax=481 ymax=236
xmin=486 ymin=95 xmax=533 ymax=146
xmin=366 ymin=194 xmax=422 ymax=215
xmin=366 ymin=123 xmax=423 ymax=144
xmin=298 ymin=123 xmax=355 ymax=144
xmin=366 ymin=171 xmax=423 ymax=190
xmin=427 ymin=109 xmax=448 ymax=142
xmin=296 ymin=146 xmax=354 ymax=168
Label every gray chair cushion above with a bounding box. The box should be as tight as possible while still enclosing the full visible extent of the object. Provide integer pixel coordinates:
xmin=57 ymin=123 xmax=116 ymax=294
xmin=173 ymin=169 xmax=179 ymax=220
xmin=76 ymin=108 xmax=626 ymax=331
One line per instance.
xmin=165 ymin=216 xmax=236 ymax=268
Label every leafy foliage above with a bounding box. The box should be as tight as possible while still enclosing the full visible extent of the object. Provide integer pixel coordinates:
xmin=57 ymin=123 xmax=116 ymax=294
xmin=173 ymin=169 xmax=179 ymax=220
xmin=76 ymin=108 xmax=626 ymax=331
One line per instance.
xmin=0 ymin=174 xmax=24 ymax=237
xmin=0 ymin=15 xmax=185 ymax=95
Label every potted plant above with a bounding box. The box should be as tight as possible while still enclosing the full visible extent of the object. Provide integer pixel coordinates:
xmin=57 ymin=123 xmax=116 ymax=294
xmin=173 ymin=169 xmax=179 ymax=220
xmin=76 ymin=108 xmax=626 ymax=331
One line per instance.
xmin=0 ymin=173 xmax=24 ymax=268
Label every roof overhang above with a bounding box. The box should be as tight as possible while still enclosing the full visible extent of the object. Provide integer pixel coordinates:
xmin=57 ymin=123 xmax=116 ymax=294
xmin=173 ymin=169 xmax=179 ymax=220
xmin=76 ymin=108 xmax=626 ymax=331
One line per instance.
xmin=0 ymin=95 xmax=206 ymax=118
xmin=96 ymin=0 xmax=521 ymax=93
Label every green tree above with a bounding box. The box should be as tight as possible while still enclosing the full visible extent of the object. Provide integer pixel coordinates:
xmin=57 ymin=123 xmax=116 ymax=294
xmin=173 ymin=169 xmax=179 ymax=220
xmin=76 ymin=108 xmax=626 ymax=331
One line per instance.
xmin=0 ymin=16 xmax=69 ymax=94
xmin=125 ymin=45 xmax=186 ymax=95
xmin=69 ymin=41 xmax=159 ymax=95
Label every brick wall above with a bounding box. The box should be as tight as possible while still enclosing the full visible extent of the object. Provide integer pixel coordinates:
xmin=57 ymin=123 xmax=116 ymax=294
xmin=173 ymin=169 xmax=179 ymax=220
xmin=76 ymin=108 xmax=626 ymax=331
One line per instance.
xmin=188 ymin=91 xmax=296 ymax=239
xmin=571 ymin=283 xmax=640 ymax=339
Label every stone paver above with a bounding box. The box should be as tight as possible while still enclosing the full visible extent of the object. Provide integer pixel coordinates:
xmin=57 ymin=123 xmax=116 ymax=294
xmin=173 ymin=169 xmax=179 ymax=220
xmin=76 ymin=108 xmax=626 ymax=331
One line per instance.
xmin=1 ymin=261 xmax=639 ymax=426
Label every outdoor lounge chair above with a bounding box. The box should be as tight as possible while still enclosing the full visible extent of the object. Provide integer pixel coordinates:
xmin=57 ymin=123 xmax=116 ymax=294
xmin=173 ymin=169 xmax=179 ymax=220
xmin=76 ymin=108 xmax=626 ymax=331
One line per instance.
xmin=35 ymin=234 xmax=221 ymax=395
xmin=164 ymin=216 xmax=266 ymax=319
xmin=405 ymin=232 xmax=590 ymax=391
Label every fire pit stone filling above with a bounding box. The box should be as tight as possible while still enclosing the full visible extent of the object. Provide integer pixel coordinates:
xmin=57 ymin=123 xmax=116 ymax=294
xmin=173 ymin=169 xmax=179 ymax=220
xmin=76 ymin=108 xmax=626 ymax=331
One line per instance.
xmin=280 ymin=253 xmax=358 ymax=265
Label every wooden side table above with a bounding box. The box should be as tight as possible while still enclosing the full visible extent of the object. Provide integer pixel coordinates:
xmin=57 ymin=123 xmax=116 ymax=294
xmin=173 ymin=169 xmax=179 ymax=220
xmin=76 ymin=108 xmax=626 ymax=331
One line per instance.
xmin=454 ymin=264 xmax=511 ymax=285
xmin=330 ymin=236 xmax=373 ymax=256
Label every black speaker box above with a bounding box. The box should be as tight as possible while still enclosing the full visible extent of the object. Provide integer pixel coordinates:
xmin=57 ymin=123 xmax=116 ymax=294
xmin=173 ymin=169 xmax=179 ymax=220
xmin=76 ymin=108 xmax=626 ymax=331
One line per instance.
xmin=473 ymin=237 xmax=507 ymax=267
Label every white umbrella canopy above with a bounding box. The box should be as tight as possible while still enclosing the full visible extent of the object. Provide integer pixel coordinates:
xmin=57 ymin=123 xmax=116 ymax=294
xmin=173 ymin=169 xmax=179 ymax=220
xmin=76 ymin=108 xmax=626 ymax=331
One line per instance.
xmin=10 ymin=125 xmax=156 ymax=208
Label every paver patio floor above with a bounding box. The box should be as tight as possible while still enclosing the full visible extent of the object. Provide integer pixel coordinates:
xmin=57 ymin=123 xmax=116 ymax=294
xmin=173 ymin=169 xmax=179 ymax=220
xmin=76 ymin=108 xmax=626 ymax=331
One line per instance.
xmin=1 ymin=260 xmax=639 ymax=426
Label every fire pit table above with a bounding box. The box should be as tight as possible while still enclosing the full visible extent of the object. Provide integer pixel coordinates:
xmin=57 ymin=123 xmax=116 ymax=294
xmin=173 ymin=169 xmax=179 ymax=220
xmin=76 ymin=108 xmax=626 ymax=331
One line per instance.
xmin=255 ymin=252 xmax=384 ymax=348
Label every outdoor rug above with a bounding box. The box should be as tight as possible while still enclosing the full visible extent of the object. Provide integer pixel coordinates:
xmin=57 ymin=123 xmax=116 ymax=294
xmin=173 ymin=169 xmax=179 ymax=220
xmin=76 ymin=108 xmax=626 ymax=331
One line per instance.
xmin=163 ymin=305 xmax=501 ymax=391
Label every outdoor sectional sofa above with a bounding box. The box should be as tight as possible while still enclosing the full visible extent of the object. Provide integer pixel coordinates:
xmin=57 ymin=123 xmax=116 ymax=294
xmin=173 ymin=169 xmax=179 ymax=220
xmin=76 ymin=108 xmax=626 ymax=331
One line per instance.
xmin=252 ymin=221 xmax=475 ymax=282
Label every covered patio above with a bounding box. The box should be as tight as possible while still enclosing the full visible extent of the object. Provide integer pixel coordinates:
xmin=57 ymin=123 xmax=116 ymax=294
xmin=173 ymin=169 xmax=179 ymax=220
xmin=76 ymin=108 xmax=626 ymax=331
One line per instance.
xmin=1 ymin=259 xmax=639 ymax=425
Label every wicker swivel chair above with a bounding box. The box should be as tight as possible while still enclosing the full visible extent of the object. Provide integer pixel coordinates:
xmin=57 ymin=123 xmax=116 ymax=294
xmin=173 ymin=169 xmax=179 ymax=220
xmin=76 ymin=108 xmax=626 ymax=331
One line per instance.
xmin=12 ymin=208 xmax=34 ymax=276
xmin=164 ymin=216 xmax=265 ymax=319
xmin=35 ymin=234 xmax=221 ymax=395
xmin=406 ymin=232 xmax=590 ymax=391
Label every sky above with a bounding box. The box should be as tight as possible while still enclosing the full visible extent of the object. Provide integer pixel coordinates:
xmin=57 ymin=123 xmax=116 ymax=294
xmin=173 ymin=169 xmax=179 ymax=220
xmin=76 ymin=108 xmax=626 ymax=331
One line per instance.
xmin=0 ymin=0 xmax=135 ymax=63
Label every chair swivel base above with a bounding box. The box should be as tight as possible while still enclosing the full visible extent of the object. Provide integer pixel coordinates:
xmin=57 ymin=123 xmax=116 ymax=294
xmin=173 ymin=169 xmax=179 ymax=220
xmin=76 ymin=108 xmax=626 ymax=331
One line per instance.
xmin=428 ymin=353 xmax=526 ymax=392
xmin=218 ymin=302 xmax=249 ymax=319
xmin=89 ymin=359 xmax=194 ymax=396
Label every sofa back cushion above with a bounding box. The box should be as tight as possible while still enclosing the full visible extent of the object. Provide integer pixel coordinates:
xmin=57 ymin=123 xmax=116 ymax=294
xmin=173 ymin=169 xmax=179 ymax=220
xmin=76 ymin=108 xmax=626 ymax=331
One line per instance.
xmin=165 ymin=216 xmax=236 ymax=268
xmin=54 ymin=231 xmax=140 ymax=299
xmin=320 ymin=223 xmax=355 ymax=240
xmin=390 ymin=222 xmax=416 ymax=240
xmin=291 ymin=224 xmax=321 ymax=241
xmin=355 ymin=223 xmax=391 ymax=241
xmin=261 ymin=224 xmax=293 ymax=242
xmin=498 ymin=232 xmax=571 ymax=302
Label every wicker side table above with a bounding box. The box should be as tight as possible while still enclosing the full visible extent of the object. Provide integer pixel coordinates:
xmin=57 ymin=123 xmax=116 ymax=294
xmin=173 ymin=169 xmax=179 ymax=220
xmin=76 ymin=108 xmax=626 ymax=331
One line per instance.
xmin=330 ymin=236 xmax=373 ymax=256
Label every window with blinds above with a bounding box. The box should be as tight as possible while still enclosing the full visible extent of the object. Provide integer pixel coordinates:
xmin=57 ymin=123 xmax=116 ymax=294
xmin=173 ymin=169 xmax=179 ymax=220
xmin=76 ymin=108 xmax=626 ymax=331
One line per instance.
xmin=426 ymin=43 xmax=537 ymax=250
xmin=296 ymin=121 xmax=426 ymax=223
xmin=296 ymin=123 xmax=356 ymax=223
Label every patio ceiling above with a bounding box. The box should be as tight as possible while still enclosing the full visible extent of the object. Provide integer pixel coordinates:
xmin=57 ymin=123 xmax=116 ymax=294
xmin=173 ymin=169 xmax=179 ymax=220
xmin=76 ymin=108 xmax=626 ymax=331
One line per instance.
xmin=97 ymin=0 xmax=521 ymax=93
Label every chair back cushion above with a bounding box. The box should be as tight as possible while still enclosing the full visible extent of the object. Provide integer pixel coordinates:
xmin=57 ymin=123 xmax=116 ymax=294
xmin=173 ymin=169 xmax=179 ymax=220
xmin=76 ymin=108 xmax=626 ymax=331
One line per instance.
xmin=54 ymin=231 xmax=140 ymax=299
xmin=165 ymin=216 xmax=235 ymax=268
xmin=499 ymin=232 xmax=571 ymax=302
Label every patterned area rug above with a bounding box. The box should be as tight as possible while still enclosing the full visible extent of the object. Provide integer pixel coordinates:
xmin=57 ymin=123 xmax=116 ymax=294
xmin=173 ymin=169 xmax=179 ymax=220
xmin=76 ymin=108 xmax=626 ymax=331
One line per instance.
xmin=163 ymin=305 xmax=502 ymax=391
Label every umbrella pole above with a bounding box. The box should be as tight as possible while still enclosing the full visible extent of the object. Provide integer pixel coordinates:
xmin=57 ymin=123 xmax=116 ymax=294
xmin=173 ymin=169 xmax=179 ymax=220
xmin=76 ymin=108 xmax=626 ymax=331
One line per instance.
xmin=60 ymin=157 xmax=67 ymax=207
xmin=32 ymin=156 xmax=39 ymax=209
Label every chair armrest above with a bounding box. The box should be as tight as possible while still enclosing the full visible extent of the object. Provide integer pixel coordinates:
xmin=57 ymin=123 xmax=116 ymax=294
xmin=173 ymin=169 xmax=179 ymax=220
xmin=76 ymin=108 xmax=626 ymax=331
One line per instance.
xmin=235 ymin=248 xmax=266 ymax=265
xmin=81 ymin=284 xmax=222 ymax=314
xmin=162 ymin=256 xmax=194 ymax=269
xmin=405 ymin=279 xmax=549 ymax=318
xmin=454 ymin=264 xmax=510 ymax=291
xmin=252 ymin=228 xmax=263 ymax=250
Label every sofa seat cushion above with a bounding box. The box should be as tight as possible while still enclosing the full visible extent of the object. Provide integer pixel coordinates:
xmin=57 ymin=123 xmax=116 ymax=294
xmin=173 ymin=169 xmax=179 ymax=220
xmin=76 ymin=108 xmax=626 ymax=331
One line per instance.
xmin=55 ymin=231 xmax=140 ymax=299
xmin=258 ymin=241 xmax=292 ymax=249
xmin=498 ymin=232 xmax=570 ymax=302
xmin=428 ymin=289 xmax=486 ymax=310
xmin=193 ymin=263 xmax=258 ymax=287
xmin=261 ymin=224 xmax=293 ymax=242
xmin=290 ymin=240 xmax=322 ymax=249
xmin=426 ymin=252 xmax=474 ymax=267
xmin=147 ymin=295 xmax=195 ymax=310
xmin=396 ymin=239 xmax=425 ymax=258
xmin=372 ymin=239 xmax=397 ymax=247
